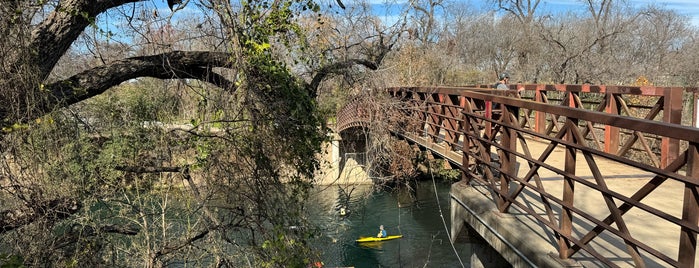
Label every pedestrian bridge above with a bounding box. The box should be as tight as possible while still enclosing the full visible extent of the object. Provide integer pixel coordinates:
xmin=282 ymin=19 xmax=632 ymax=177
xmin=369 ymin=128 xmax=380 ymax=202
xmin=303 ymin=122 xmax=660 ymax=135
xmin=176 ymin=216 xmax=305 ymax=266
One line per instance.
xmin=336 ymin=85 xmax=699 ymax=267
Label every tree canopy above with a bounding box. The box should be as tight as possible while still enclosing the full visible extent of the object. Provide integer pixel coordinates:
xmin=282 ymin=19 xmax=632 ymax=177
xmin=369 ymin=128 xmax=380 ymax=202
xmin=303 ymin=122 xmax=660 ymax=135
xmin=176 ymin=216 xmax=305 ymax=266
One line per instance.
xmin=0 ymin=0 xmax=398 ymax=266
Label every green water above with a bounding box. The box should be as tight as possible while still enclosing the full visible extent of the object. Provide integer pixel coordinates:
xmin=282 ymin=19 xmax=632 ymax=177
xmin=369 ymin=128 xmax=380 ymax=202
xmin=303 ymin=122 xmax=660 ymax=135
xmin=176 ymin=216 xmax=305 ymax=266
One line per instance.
xmin=308 ymin=181 xmax=475 ymax=267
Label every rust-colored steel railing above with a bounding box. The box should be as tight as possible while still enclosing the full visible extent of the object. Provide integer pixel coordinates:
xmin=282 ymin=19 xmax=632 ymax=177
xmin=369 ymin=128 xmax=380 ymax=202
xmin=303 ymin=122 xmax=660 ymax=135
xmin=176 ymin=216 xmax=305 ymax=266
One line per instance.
xmin=338 ymin=85 xmax=699 ymax=267
xmin=336 ymin=95 xmax=371 ymax=132
xmin=476 ymin=84 xmax=697 ymax=168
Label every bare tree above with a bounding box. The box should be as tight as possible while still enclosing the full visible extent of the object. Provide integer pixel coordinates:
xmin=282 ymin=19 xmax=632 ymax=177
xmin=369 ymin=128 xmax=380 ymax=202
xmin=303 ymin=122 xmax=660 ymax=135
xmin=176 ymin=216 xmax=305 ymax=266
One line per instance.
xmin=490 ymin=0 xmax=545 ymax=81
xmin=629 ymin=6 xmax=690 ymax=85
xmin=408 ymin=0 xmax=445 ymax=45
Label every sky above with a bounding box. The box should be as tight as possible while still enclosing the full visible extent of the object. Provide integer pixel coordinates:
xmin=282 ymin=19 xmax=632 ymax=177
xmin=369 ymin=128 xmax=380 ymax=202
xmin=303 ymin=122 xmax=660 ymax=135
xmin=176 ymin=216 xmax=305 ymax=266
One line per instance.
xmin=545 ymin=0 xmax=699 ymax=25
xmin=362 ymin=0 xmax=699 ymax=27
xmin=146 ymin=0 xmax=699 ymax=27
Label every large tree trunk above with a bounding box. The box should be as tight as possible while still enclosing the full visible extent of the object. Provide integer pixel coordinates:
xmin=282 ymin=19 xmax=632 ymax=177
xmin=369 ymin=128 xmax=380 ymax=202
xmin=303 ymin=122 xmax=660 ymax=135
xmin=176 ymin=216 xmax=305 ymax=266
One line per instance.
xmin=28 ymin=0 xmax=141 ymax=80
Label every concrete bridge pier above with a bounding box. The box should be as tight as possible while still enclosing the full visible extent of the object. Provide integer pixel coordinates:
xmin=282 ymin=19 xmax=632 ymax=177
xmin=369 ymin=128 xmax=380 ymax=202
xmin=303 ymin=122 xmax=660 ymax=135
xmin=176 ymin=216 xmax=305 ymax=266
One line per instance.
xmin=317 ymin=131 xmax=373 ymax=185
xmin=451 ymin=181 xmax=582 ymax=268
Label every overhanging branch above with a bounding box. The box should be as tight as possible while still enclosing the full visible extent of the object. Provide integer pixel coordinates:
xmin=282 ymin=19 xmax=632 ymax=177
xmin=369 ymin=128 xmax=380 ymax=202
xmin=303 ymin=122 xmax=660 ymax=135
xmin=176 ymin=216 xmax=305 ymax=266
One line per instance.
xmin=308 ymin=58 xmax=378 ymax=93
xmin=115 ymin=165 xmax=183 ymax=173
xmin=42 ymin=50 xmax=236 ymax=114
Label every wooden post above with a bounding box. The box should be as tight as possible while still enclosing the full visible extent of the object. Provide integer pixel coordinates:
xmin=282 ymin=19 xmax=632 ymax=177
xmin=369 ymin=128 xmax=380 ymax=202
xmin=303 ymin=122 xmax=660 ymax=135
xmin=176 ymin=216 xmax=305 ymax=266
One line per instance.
xmin=605 ymin=93 xmax=620 ymax=155
xmin=484 ymin=99 xmax=494 ymax=192
xmin=485 ymin=100 xmax=493 ymax=138
xmin=498 ymin=105 xmax=518 ymax=213
xmin=559 ymin=118 xmax=577 ymax=259
xmin=534 ymin=88 xmax=546 ymax=134
xmin=461 ymin=97 xmax=472 ymax=184
xmin=416 ymin=92 xmax=428 ymax=137
xmin=444 ymin=94 xmax=460 ymax=151
xmin=430 ymin=93 xmax=444 ymax=144
xmin=661 ymin=88 xmax=682 ymax=168
xmin=679 ymin=143 xmax=699 ymax=267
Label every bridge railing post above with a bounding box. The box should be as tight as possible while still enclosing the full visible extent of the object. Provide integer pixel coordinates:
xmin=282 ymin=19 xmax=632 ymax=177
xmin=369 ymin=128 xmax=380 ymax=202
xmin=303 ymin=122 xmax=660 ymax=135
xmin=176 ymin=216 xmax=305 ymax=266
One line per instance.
xmin=679 ymin=142 xmax=699 ymax=267
xmin=461 ymin=97 xmax=473 ymax=185
xmin=534 ymin=87 xmax=546 ymax=134
xmin=415 ymin=92 xmax=428 ymax=137
xmin=485 ymin=100 xmax=493 ymax=138
xmin=604 ymin=93 xmax=620 ymax=155
xmin=556 ymin=91 xmax=579 ymax=259
xmin=497 ymin=103 xmax=519 ymax=213
xmin=427 ymin=93 xmax=444 ymax=144
xmin=444 ymin=94 xmax=460 ymax=152
xmin=661 ymin=88 xmax=682 ymax=168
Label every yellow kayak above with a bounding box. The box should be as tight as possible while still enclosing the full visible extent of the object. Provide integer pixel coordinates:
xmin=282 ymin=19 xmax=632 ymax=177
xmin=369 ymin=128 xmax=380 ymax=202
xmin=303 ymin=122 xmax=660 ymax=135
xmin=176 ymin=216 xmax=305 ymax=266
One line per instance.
xmin=355 ymin=235 xmax=403 ymax=243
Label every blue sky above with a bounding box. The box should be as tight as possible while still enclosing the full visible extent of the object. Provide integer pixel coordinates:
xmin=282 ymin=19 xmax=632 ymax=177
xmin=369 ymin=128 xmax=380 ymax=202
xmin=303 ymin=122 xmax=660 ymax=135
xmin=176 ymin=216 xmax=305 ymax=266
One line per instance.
xmin=363 ymin=0 xmax=699 ymax=26
xmin=545 ymin=0 xmax=699 ymax=25
xmin=147 ymin=0 xmax=699 ymax=26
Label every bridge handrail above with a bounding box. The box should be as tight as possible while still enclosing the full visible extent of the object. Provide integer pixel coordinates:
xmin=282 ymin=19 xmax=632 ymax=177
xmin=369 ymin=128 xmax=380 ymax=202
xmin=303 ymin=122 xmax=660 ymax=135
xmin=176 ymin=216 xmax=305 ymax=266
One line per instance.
xmin=478 ymin=83 xmax=699 ymax=96
xmin=389 ymin=85 xmax=694 ymax=168
xmin=461 ymin=88 xmax=699 ymax=142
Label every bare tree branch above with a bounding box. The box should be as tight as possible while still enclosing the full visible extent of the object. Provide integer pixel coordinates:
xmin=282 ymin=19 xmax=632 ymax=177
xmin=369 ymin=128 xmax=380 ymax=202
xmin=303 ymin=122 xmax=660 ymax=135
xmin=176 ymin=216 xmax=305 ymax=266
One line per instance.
xmin=114 ymin=165 xmax=183 ymax=173
xmin=308 ymin=23 xmax=401 ymax=95
xmin=29 ymin=0 xmax=143 ymax=79
xmin=1 ymin=197 xmax=81 ymax=234
xmin=40 ymin=50 xmax=235 ymax=117
xmin=309 ymin=58 xmax=378 ymax=93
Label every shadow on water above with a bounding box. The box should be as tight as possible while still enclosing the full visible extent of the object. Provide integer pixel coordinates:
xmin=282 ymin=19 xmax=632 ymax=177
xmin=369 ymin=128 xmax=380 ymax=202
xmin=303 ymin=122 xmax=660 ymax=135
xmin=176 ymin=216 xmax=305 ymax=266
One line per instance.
xmin=308 ymin=181 xmax=478 ymax=267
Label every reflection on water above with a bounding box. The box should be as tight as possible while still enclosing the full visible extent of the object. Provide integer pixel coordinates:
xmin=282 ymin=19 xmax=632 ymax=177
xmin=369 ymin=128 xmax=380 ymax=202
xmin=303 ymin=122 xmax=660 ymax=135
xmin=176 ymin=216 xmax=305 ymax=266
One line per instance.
xmin=308 ymin=181 xmax=474 ymax=267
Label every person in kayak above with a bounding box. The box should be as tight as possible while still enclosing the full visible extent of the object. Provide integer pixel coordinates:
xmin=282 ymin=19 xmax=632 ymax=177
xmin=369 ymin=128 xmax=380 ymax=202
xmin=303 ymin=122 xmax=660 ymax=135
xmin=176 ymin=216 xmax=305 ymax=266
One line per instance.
xmin=377 ymin=225 xmax=387 ymax=238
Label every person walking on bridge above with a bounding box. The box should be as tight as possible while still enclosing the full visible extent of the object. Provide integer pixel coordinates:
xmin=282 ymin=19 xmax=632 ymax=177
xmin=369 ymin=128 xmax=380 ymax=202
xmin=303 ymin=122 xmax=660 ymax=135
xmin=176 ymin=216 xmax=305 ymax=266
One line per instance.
xmin=494 ymin=72 xmax=525 ymax=92
xmin=495 ymin=72 xmax=511 ymax=90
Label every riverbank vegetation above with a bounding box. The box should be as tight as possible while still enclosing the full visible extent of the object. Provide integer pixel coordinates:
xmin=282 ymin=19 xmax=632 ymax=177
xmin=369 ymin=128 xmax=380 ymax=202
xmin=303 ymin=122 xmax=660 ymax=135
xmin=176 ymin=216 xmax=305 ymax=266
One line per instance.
xmin=2 ymin=0 xmax=699 ymax=267
xmin=0 ymin=0 xmax=396 ymax=266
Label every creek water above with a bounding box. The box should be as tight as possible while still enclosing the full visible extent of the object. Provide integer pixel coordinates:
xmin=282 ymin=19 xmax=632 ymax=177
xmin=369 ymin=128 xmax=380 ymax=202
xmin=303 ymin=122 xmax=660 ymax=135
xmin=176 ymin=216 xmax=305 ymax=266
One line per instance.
xmin=308 ymin=180 xmax=477 ymax=267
